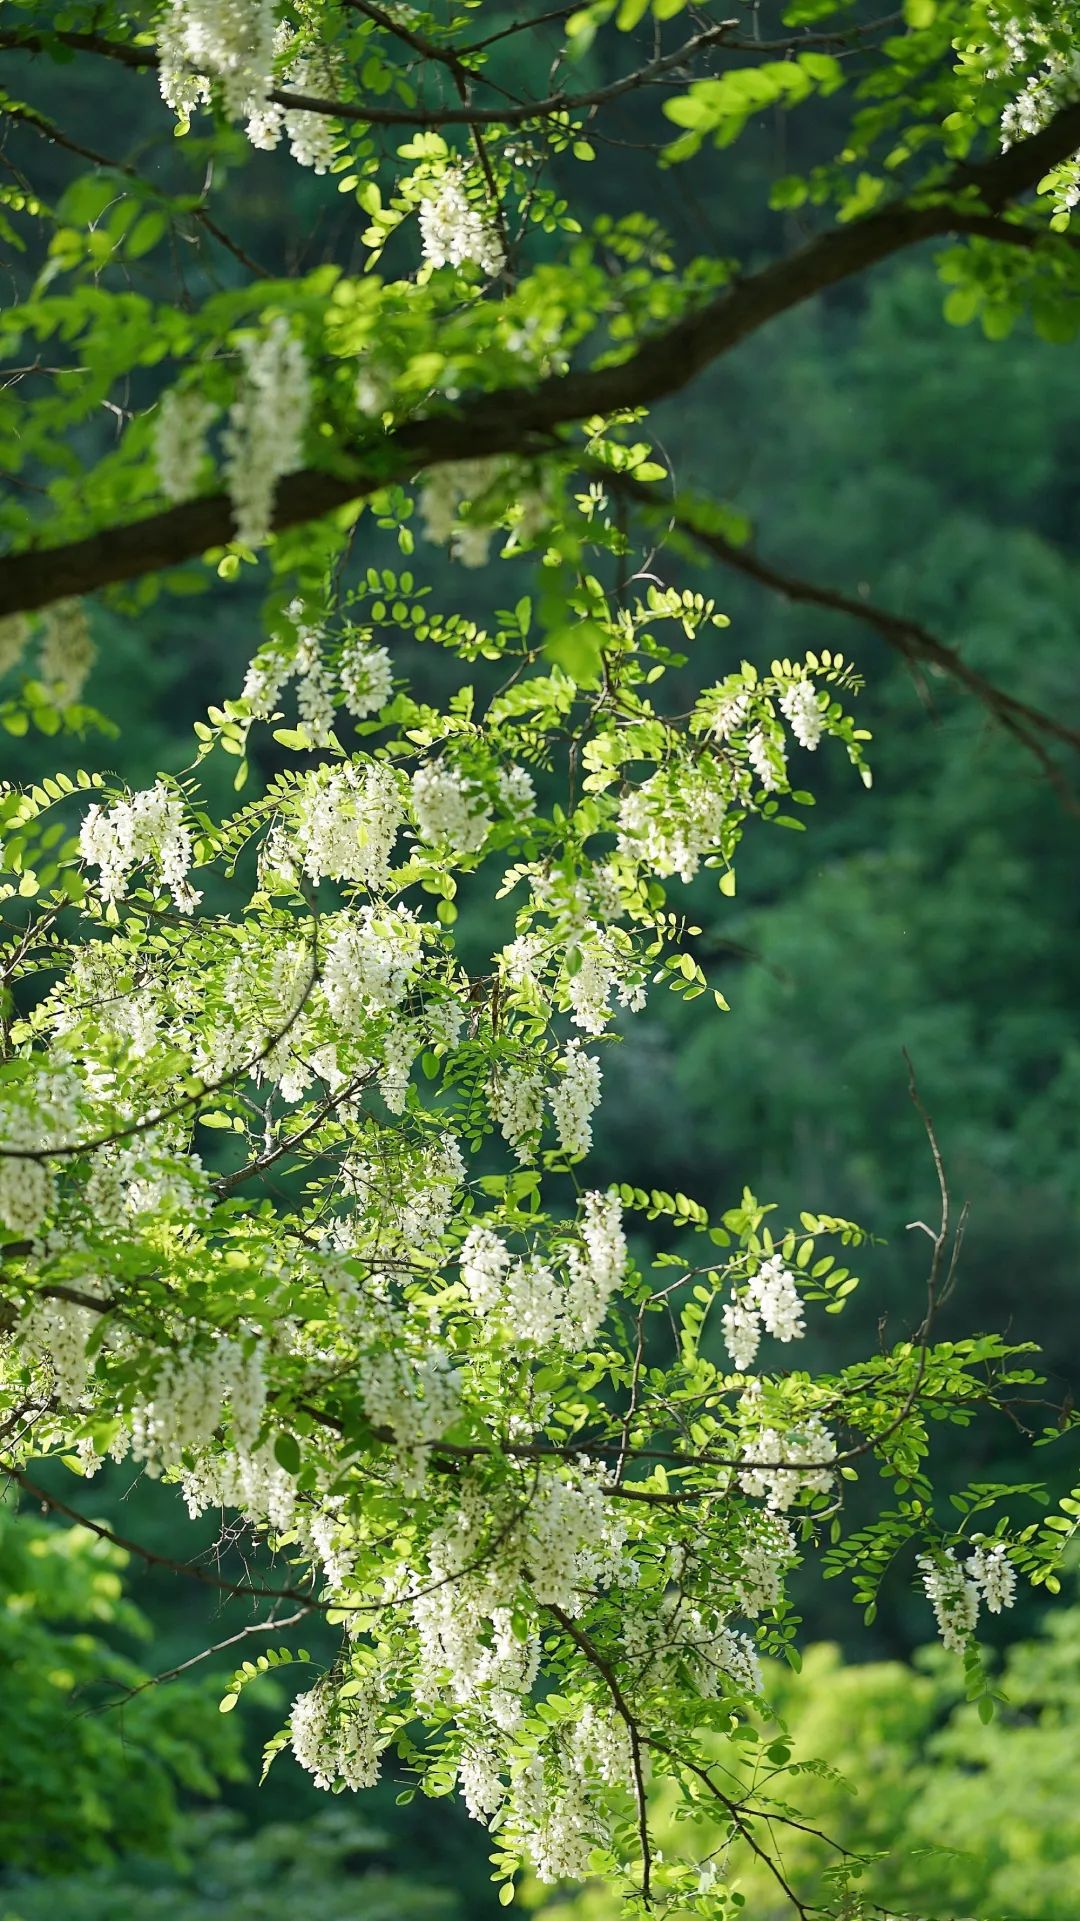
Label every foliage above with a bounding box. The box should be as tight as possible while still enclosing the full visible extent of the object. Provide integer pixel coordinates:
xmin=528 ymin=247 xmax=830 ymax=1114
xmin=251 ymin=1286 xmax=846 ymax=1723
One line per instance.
xmin=0 ymin=1807 xmax=463 ymax=1921
xmin=1 ymin=3 xmax=1079 ymax=1916
xmin=0 ymin=1500 xmax=243 ymax=1874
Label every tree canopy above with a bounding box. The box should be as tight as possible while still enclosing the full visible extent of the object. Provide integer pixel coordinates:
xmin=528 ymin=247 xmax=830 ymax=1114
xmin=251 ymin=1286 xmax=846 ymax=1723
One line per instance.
xmin=1 ymin=4 xmax=1079 ymax=1917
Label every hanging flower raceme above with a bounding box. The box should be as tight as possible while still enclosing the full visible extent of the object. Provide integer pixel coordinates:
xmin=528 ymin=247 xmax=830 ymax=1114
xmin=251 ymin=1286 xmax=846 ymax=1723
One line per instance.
xmin=223 ymin=318 xmax=311 ymax=548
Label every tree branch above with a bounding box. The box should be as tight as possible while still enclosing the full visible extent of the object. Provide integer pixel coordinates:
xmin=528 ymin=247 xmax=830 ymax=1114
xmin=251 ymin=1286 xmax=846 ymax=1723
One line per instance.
xmin=3 ymin=95 xmax=1080 ymax=617
xmin=0 ymin=21 xmax=742 ymax=130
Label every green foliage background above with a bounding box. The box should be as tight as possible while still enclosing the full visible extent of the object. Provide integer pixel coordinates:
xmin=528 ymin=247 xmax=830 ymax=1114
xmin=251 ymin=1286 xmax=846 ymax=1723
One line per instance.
xmin=1 ymin=8 xmax=1076 ymax=1916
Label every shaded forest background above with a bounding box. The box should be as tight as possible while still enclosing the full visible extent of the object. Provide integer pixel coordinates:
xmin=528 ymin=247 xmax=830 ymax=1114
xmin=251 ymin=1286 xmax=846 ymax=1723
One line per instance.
xmin=1 ymin=8 xmax=1077 ymax=1916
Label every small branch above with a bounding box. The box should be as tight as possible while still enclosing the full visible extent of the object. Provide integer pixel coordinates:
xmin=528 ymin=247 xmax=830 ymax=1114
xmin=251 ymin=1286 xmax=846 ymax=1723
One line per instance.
xmin=547 ymin=1603 xmax=653 ymax=1904
xmin=89 ymin=1606 xmax=311 ymax=1712
xmin=0 ymin=22 xmax=741 ymax=132
xmin=3 ymin=1460 xmax=328 ymax=1609
xmin=0 ymin=93 xmax=269 ymax=277
xmin=606 ymin=470 xmax=1080 ymax=776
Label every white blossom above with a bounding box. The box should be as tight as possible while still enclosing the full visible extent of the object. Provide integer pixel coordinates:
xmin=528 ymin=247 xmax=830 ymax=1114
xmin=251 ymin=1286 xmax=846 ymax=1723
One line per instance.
xmin=223 ymin=317 xmax=311 ymax=549
xmin=747 ymin=1254 xmax=805 ymax=1343
xmin=323 ymin=907 xmax=422 ymax=1031
xmin=39 ymin=599 xmax=95 ymax=706
xmin=618 ymin=762 xmax=726 ymax=883
xmin=0 ymin=614 xmax=29 ymax=678
xmin=278 ymin=29 xmax=339 ymax=173
xmin=418 ymin=167 xmax=504 ymax=276
xmin=292 ymin=602 xmax=336 ymax=746
xmin=411 ymin=763 xmax=491 ymax=854
xmin=79 ymin=781 xmax=198 ymax=912
xmin=340 ymin=636 xmax=393 ymax=720
xmin=290 ymin=1673 xmax=386 ymax=1791
xmin=294 ymin=761 xmax=404 ymax=890
xmin=418 ymin=458 xmax=503 ymax=564
xmin=564 ymin=1190 xmax=626 ymax=1343
xmin=154 ymin=389 xmax=216 ymax=503
xmin=158 ymin=0 xmax=276 ymax=127
xmin=919 ymin=1550 xmax=980 ymax=1653
xmin=970 ymin=1540 xmax=1017 ymax=1614
xmin=460 ymin=1223 xmax=511 ymax=1315
xmin=779 ymin=679 xmax=824 ymax=751
xmin=722 ymin=1296 xmax=761 ymax=1372
xmin=490 ymin=1061 xmax=545 ymax=1161
xmin=739 ymin=1417 xmax=835 ymax=1510
xmin=549 ymin=1040 xmax=602 ymax=1157
xmin=565 ymin=933 xmax=619 ymax=1037
xmin=747 ymin=726 xmax=786 ymax=793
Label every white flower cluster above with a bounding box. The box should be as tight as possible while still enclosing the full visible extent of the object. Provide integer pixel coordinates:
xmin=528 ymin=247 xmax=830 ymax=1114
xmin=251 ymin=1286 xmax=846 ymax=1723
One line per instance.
xmin=562 ymin=930 xmax=643 ymax=1037
xmin=628 ymin=1591 xmax=762 ymax=1701
xmin=294 ymin=603 xmax=336 ymax=745
xmin=292 ymin=756 xmax=401 ymax=891
xmin=177 ymin=1433 xmax=298 ymax=1531
xmin=275 ymin=28 xmax=339 ymax=173
xmin=989 ymin=8 xmax=1080 ymax=211
xmin=153 ymin=388 xmax=217 ymax=503
xmin=418 ymin=167 xmax=505 ymax=277
xmin=721 ymin=1255 xmax=805 ymax=1371
xmin=323 ymin=907 xmax=422 ymax=1032
xmin=460 ymin=1222 xmax=510 ymax=1315
xmin=919 ymin=1541 xmax=1017 ymax=1651
xmin=158 ymin=0 xmax=276 ymax=125
xmin=457 ymin=1190 xmax=625 ymax=1350
xmin=85 ymin=1138 xmax=207 ymax=1230
xmin=39 ymin=599 xmax=95 ymax=706
xmin=739 ymin=1416 xmax=835 ymax=1510
xmin=0 ymin=1073 xmax=84 ymax=1237
xmin=19 ymin=1281 xmax=106 ymax=1408
xmin=361 ymin=1342 xmax=461 ymax=1472
xmin=747 ymin=725 xmax=787 ymax=793
xmin=79 ymin=781 xmax=198 ymax=912
xmin=707 ymin=683 xmax=752 ymax=741
xmin=489 ymin=1060 xmax=545 ymax=1162
xmin=549 ymin=1040 xmax=602 ymax=1157
xmin=413 ymin=1571 xmax=541 ymax=1732
xmin=223 ymin=317 xmax=311 ymax=548
xmin=242 ymin=620 xmax=393 ymax=735
xmin=527 ymin=1458 xmax=631 ymax=1607
xmin=290 ymin=1672 xmax=387 ymax=1791
xmin=418 ymin=459 xmax=502 ymax=568
xmin=130 ymin=1338 xmax=267 ymax=1476
xmin=509 ymin=1751 xmax=601 ymax=1883
xmin=779 ymin=678 xmax=823 ymax=751
xmin=340 ymin=633 xmax=394 ymax=720
xmin=0 ymin=614 xmax=28 ymax=679
xmin=618 ymin=762 xmax=727 ymax=883
xmin=918 ymin=1550 xmax=979 ymax=1653
xmin=970 ymin=1539 xmax=1018 ymax=1613
xmin=355 ymin=353 xmax=395 ymax=418
xmin=338 ymin=1130 xmax=465 ymax=1259
xmin=564 ymin=1189 xmax=627 ymax=1344
xmin=731 ymin=1513 xmax=798 ymax=1617
xmin=411 ymin=763 xmax=491 ymax=854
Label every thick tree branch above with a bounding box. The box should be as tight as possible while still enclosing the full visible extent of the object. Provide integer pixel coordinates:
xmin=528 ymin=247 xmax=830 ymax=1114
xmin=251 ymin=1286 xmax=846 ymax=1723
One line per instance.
xmin=3 ymin=99 xmax=1080 ymax=617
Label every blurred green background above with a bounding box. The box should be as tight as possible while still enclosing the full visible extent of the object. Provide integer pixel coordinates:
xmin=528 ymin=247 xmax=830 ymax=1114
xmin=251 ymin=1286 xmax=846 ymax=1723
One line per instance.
xmin=1 ymin=10 xmax=1078 ymax=1916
